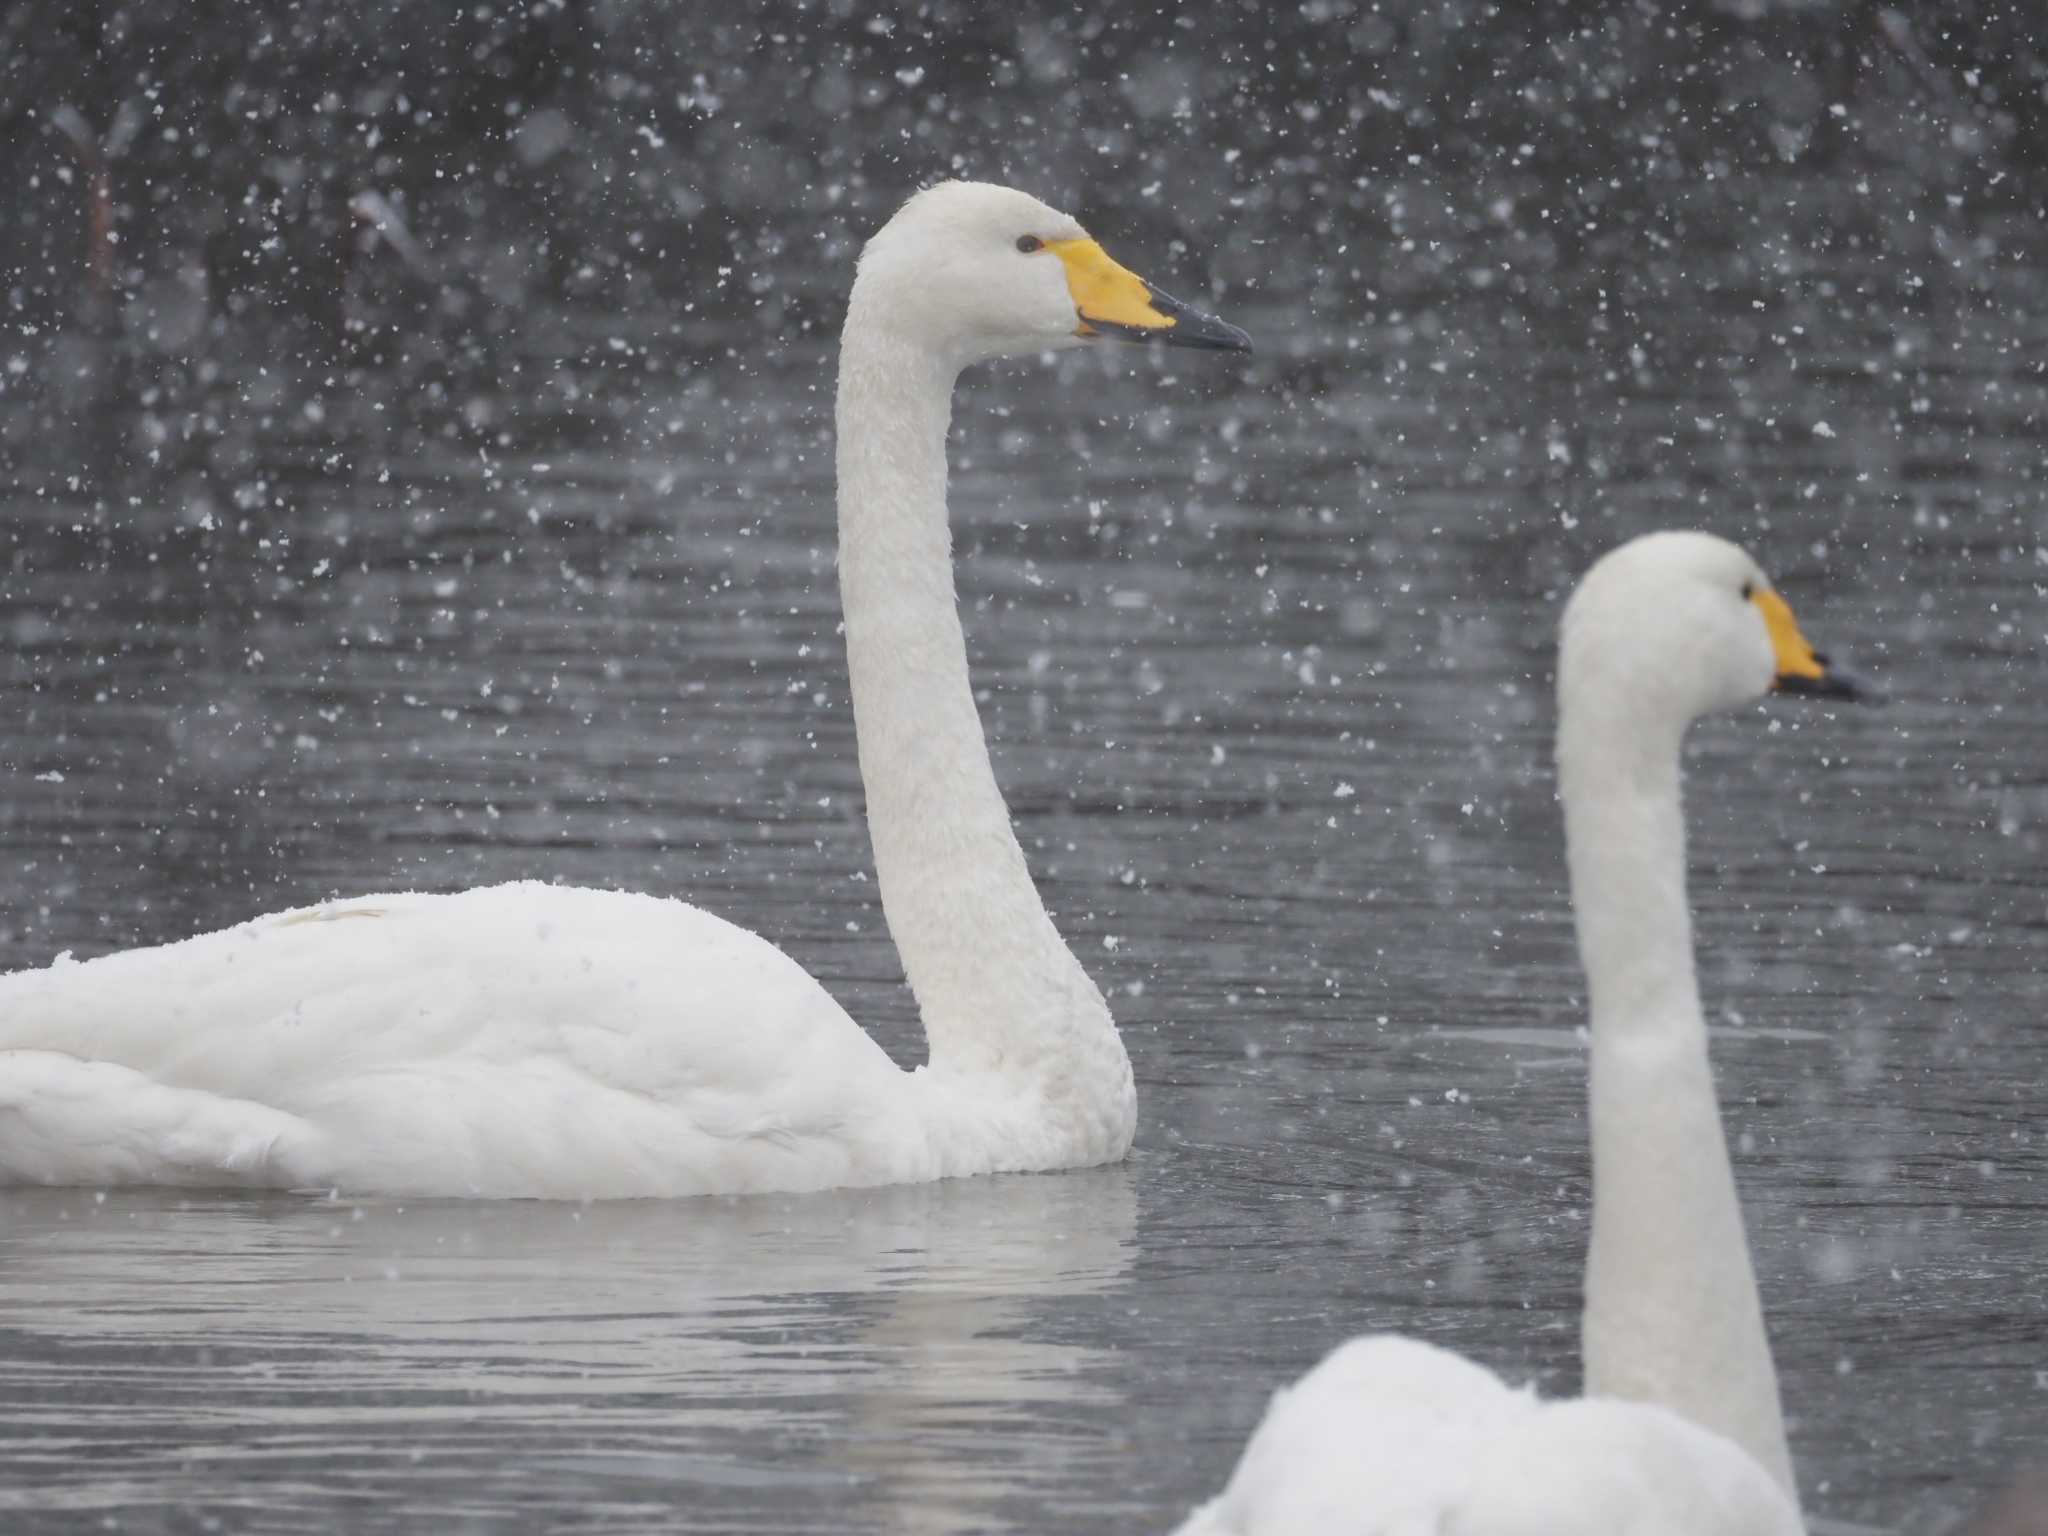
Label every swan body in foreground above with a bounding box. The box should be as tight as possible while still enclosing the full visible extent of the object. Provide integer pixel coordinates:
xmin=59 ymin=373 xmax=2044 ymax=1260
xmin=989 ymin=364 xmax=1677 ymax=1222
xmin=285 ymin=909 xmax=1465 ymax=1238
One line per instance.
xmin=1173 ymin=531 xmax=1871 ymax=1536
xmin=0 ymin=181 xmax=1250 ymax=1198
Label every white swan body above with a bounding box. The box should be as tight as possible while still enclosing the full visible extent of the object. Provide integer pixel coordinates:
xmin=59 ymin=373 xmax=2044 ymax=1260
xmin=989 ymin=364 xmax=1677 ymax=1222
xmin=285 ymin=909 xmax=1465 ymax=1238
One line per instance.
xmin=1173 ymin=531 xmax=1871 ymax=1536
xmin=0 ymin=182 xmax=1250 ymax=1198
xmin=1175 ymin=1336 xmax=1800 ymax=1536
xmin=0 ymin=886 xmax=907 ymax=1196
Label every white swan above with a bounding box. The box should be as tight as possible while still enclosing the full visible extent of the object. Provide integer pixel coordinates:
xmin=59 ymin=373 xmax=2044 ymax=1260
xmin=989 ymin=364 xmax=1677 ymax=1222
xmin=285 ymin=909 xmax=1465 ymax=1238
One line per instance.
xmin=0 ymin=181 xmax=1251 ymax=1199
xmin=1172 ymin=531 xmax=1872 ymax=1536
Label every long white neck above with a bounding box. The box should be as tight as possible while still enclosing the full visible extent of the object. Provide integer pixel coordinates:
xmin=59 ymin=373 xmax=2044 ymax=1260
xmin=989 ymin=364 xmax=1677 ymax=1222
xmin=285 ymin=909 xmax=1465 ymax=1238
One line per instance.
xmin=831 ymin=297 xmax=1133 ymax=1169
xmin=1560 ymin=701 xmax=1799 ymax=1503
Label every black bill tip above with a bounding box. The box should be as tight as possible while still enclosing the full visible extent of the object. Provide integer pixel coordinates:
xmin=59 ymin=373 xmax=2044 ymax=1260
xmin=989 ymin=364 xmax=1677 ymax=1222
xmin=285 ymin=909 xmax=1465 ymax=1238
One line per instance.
xmin=1084 ymin=282 xmax=1252 ymax=352
xmin=1774 ymin=654 xmax=1884 ymax=704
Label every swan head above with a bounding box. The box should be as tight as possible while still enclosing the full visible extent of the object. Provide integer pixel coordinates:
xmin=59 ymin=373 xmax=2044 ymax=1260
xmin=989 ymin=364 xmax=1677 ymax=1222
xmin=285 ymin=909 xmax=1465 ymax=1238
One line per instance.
xmin=1560 ymin=531 xmax=1873 ymax=737
xmin=849 ymin=180 xmax=1251 ymax=365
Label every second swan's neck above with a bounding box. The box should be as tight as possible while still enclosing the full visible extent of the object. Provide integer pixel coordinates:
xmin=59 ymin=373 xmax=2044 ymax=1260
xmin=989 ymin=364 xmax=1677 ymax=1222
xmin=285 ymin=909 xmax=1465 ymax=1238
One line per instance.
xmin=832 ymin=304 xmax=1132 ymax=1167
xmin=1560 ymin=709 xmax=1800 ymax=1503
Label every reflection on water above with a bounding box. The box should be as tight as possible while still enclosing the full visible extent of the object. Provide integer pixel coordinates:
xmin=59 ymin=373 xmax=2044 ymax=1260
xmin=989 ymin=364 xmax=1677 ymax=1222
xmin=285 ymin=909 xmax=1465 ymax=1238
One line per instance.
xmin=0 ymin=1171 xmax=1136 ymax=1532
xmin=1 ymin=196 xmax=2044 ymax=1531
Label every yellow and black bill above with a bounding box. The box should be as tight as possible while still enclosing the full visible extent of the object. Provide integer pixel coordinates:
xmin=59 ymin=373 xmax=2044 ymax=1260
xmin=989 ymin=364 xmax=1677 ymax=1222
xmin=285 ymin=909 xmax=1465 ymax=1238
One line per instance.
xmin=1049 ymin=238 xmax=1252 ymax=352
xmin=1753 ymin=586 xmax=1880 ymax=702
xmin=1774 ymin=653 xmax=1873 ymax=701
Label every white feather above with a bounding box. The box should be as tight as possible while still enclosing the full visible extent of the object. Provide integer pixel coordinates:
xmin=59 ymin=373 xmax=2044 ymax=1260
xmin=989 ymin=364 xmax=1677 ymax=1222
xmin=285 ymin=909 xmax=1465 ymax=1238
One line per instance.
xmin=0 ymin=182 xmax=1246 ymax=1199
xmin=1170 ymin=534 xmax=1845 ymax=1535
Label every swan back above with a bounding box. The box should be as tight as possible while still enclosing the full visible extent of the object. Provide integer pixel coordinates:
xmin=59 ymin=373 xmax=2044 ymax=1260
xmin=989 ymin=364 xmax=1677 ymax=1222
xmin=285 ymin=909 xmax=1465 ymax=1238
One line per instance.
xmin=1175 ymin=1336 xmax=1531 ymax=1535
xmin=0 ymin=885 xmax=923 ymax=1197
xmin=1458 ymin=1397 xmax=1804 ymax=1536
xmin=1174 ymin=1335 xmax=1801 ymax=1536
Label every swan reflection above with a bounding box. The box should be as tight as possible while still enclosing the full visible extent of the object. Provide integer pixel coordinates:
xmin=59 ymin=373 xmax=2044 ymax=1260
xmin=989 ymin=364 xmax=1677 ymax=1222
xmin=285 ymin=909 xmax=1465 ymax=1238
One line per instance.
xmin=0 ymin=1168 xmax=1136 ymax=1531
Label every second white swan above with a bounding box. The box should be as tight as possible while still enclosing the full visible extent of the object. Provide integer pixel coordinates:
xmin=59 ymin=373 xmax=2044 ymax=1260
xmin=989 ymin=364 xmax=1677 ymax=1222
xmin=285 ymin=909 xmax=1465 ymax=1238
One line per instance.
xmin=1171 ymin=531 xmax=1872 ymax=1536
xmin=0 ymin=181 xmax=1251 ymax=1198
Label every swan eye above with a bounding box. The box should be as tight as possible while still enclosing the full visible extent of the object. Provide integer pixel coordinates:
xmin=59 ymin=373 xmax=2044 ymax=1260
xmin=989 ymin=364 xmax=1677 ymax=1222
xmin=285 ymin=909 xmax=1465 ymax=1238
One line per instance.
xmin=1740 ymin=580 xmax=1755 ymax=600
xmin=1016 ymin=235 xmax=1045 ymax=254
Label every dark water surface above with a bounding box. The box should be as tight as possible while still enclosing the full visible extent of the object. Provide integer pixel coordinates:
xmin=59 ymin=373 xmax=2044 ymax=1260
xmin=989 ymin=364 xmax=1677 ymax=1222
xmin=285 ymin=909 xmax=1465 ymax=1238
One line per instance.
xmin=1 ymin=201 xmax=2044 ymax=1532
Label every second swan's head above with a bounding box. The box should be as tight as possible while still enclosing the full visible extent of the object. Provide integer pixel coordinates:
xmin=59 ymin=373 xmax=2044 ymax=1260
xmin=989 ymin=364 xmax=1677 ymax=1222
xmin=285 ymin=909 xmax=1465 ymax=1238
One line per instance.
xmin=1560 ymin=530 xmax=1875 ymax=735
xmin=848 ymin=180 xmax=1251 ymax=364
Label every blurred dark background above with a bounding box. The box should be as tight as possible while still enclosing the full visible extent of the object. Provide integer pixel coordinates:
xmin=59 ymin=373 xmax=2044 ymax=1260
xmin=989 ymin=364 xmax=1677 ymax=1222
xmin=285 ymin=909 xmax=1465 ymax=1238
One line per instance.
xmin=3 ymin=0 xmax=2044 ymax=489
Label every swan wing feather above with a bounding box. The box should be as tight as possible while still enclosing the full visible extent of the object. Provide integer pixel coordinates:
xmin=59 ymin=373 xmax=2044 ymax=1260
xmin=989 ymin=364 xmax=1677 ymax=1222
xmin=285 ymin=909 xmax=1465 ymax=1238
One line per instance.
xmin=0 ymin=883 xmax=918 ymax=1196
xmin=1174 ymin=1336 xmax=1801 ymax=1536
xmin=1173 ymin=1335 xmax=1530 ymax=1535
xmin=1460 ymin=1396 xmax=1804 ymax=1536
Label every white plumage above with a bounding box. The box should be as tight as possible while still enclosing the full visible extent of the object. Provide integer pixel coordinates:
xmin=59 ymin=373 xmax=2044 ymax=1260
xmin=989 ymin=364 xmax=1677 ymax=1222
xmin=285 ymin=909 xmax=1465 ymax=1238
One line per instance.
xmin=1172 ymin=532 xmax=1871 ymax=1536
xmin=0 ymin=886 xmax=904 ymax=1196
xmin=1176 ymin=1336 xmax=1798 ymax=1536
xmin=0 ymin=182 xmax=1249 ymax=1198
